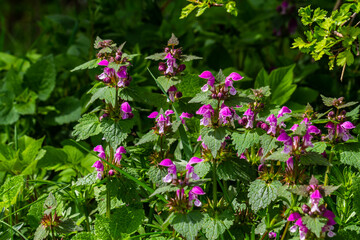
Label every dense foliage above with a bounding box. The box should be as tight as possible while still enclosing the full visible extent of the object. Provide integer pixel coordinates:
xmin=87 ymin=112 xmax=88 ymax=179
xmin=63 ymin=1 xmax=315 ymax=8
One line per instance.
xmin=1 ymin=0 xmax=360 ymax=239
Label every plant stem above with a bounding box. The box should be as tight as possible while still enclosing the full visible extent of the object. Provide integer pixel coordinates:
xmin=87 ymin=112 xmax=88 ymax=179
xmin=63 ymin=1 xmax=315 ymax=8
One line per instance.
xmin=106 ymin=182 xmax=111 ymax=219
xmin=280 ymin=221 xmax=290 ymax=240
xmin=9 ymin=205 xmax=13 ymax=240
xmin=324 ymin=146 xmax=335 ymax=186
xmin=212 ymin=160 xmax=218 ymax=218
xmin=260 ymin=231 xmax=268 ymax=240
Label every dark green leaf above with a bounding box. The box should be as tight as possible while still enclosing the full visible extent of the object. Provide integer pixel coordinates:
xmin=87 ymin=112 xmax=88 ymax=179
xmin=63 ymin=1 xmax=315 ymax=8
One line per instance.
xmin=71 ymin=59 xmax=100 ymax=72
xmin=300 ymin=151 xmax=330 ymax=166
xmin=232 ymin=131 xmax=260 ymax=155
xmin=302 ymin=215 xmax=327 ymax=238
xmin=110 ymin=206 xmax=144 ymax=235
xmin=72 ymin=113 xmax=102 ymax=141
xmin=217 ymin=159 xmax=254 ymax=181
xmin=171 ymin=211 xmax=205 ymax=240
xmin=101 ymin=118 xmax=134 ymax=148
xmin=248 ymin=179 xmax=282 ymax=212
xmin=202 ymin=210 xmax=234 ymax=240
xmin=201 ymin=127 xmax=227 ymax=158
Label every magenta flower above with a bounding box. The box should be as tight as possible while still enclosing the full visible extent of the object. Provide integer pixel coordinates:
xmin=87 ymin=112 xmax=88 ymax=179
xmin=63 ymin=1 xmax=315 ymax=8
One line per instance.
xmin=98 ymin=59 xmax=109 ymax=66
xmin=94 ymin=145 xmax=106 ymax=159
xmin=196 ymin=104 xmax=214 ymax=126
xmin=120 ymin=102 xmax=133 ymax=119
xmin=277 ymin=131 xmax=293 ymax=154
xmin=288 ymin=212 xmax=301 ymax=221
xmin=117 ymin=66 xmax=128 ymax=87
xmin=243 ymin=108 xmax=255 ymax=128
xmin=268 ymin=232 xmax=276 ymax=239
xmin=114 ymin=146 xmax=126 ymax=163
xmin=199 ymin=71 xmax=215 ymax=92
xmin=197 ymin=135 xmax=208 ymax=149
xmin=167 ymin=86 xmax=177 ymax=102
xmin=92 ymin=160 xmax=104 ymax=179
xmin=179 ymin=112 xmax=193 ymax=124
xmin=277 ymin=106 xmax=292 ymax=118
xmin=286 ymin=157 xmax=294 ymax=170
xmin=148 ymin=110 xmax=174 ymax=134
xmin=186 ymin=157 xmax=203 ymax=180
xmin=266 ymin=114 xmax=278 ymax=135
xmin=176 ymin=188 xmax=185 ymax=199
xmin=337 ymin=121 xmax=355 ymax=141
xmin=224 ymin=72 xmax=243 ymax=95
xmin=164 ymin=53 xmax=178 ymax=75
xmin=189 ymin=186 xmax=205 ymax=207
xmin=159 ymin=159 xmax=177 ymax=183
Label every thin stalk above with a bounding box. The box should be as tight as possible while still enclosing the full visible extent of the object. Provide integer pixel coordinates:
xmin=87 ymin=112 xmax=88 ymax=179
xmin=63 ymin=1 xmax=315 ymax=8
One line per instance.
xmin=14 ymin=125 xmax=18 ymax=151
xmin=9 ymin=205 xmax=13 ymax=240
xmin=0 ymin=220 xmax=28 ymax=240
xmin=212 ymin=161 xmax=218 ymax=218
xmin=260 ymin=231 xmax=268 ymax=240
xmin=280 ymin=221 xmax=290 ymax=240
xmin=324 ymin=146 xmax=335 ymax=186
xmin=50 ymin=213 xmax=55 ymax=240
xmin=106 ymin=183 xmax=111 ymax=219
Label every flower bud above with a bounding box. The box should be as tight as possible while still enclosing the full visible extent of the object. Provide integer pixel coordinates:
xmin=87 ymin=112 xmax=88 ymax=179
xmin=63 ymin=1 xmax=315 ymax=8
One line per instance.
xmin=115 ymin=55 xmax=122 ymax=61
xmin=100 ymin=113 xmax=109 ymax=121
xmin=124 ymin=80 xmax=130 ymax=86
xmin=328 ymin=111 xmax=335 ymax=119
xmin=109 ymin=169 xmax=115 ymax=176
xmin=164 ymin=47 xmax=170 ymax=53
xmin=109 ymin=57 xmax=115 ymax=63
xmin=211 ymin=93 xmax=217 ymax=99
xmin=127 ymin=113 xmax=134 ymax=119
xmin=319 ymin=204 xmax=326 ymax=213
xmin=175 ymin=91 xmax=183 ymax=98
xmin=302 ymin=204 xmax=310 ymax=214
xmin=97 ymin=53 xmax=103 ymax=59
xmin=178 ymin=64 xmax=186 ymax=72
xmin=217 ymin=92 xmax=223 ymax=99
xmin=261 ymin=123 xmax=269 ymax=132
xmin=158 ymin=62 xmax=166 ymax=72
xmin=258 ymin=164 xmax=264 ymax=172
xmin=103 ymin=77 xmax=111 ymax=83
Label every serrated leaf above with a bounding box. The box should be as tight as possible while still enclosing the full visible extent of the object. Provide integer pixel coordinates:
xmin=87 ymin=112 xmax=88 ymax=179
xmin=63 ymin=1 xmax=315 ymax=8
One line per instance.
xmin=25 ymin=55 xmax=56 ymax=101
xmin=101 ymin=118 xmax=134 ymax=148
xmin=176 ymin=74 xmax=204 ymax=98
xmin=111 ymin=206 xmax=144 ymax=236
xmin=217 ymin=159 xmax=254 ymax=181
xmin=353 ymin=177 xmax=360 ymax=215
xmin=307 ymin=142 xmax=327 ymax=153
xmin=148 ymin=166 xmax=168 ymax=187
xmin=248 ymin=179 xmax=282 ymax=212
xmin=94 ymin=36 xmax=103 ymax=49
xmin=324 ymin=185 xmax=340 ymax=196
xmin=320 ymin=94 xmax=336 ymax=107
xmin=71 ymin=58 xmax=100 ymax=72
xmin=287 ymin=185 xmax=308 ymax=197
xmin=157 ymin=76 xmax=181 ymax=92
xmin=149 ymin=185 xmax=179 ymax=198
xmin=168 ymin=33 xmax=179 ymax=46
xmin=0 ymin=175 xmax=24 ymax=205
xmin=44 ymin=192 xmax=57 ymax=209
xmin=302 ymin=215 xmax=327 ymax=238
xmin=189 ymin=91 xmax=213 ymax=104
xmin=171 ymin=211 xmax=205 ymax=240
xmin=300 ymin=152 xmax=330 ymax=166
xmin=72 ymin=113 xmax=102 ymax=141
xmin=202 ymin=211 xmax=234 ymax=240
xmin=201 ymin=127 xmax=227 ymax=158
xmin=74 ymin=172 xmax=97 ymax=186
xmin=71 ymin=232 xmax=95 ymax=240
xmin=338 ymin=101 xmax=358 ymax=109
xmin=337 ymin=143 xmax=360 ymax=170
xmin=232 ymin=130 xmax=260 ymax=155
xmin=145 ymin=52 xmax=166 ymax=61
xmin=34 ymin=225 xmax=49 ymax=240
xmin=94 ymin=215 xmax=111 ymax=240
xmin=260 ymin=134 xmax=278 ymax=155
xmin=180 ymin=55 xmax=202 ymax=62
xmin=87 ymin=86 xmax=117 ymax=108
xmin=215 ymin=69 xmax=226 ymax=83
xmin=136 ymin=130 xmax=158 ymax=145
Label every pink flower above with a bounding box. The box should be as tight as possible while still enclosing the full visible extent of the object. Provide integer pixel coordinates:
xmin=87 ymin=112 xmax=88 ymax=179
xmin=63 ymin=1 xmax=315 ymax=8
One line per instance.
xmin=199 ymin=71 xmax=215 ymax=92
xmin=159 ymin=159 xmax=177 ymax=183
xmin=277 ymin=106 xmax=292 ymax=118
xmin=114 ymin=146 xmax=126 ymax=163
xmin=186 ymin=157 xmax=203 ymax=180
xmin=120 ymin=102 xmax=133 ymax=119
xmin=196 ymin=104 xmax=214 ymax=127
xmin=224 ymin=72 xmax=243 ymax=95
xmin=243 ymin=108 xmax=255 ymax=128
xmin=94 ymin=145 xmax=106 ymax=159
xmin=189 ymin=186 xmax=205 ymax=207
xmin=164 ymin=53 xmax=178 ymax=75
xmin=277 ymin=131 xmax=293 ymax=154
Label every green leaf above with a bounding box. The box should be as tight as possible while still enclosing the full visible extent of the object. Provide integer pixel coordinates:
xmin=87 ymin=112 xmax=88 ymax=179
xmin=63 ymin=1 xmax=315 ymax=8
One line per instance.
xmin=268 ymin=65 xmax=297 ymax=105
xmin=37 ymin=146 xmax=67 ymax=169
xmin=27 ymin=197 xmax=46 ymax=229
xmin=300 ymin=152 xmax=330 ymax=166
xmin=259 ymin=134 xmax=277 ymax=155
xmin=44 ymin=192 xmax=57 ymax=210
xmin=299 ymin=6 xmax=313 ymax=26
xmin=87 ymin=86 xmax=117 ymax=107
xmin=71 ymin=58 xmax=100 ymax=72
xmin=71 ymin=232 xmax=95 ymax=240
xmin=302 ymin=215 xmax=327 ymax=238
xmin=148 ymin=166 xmax=167 ymax=187
xmin=145 ymin=52 xmax=167 ymax=61
xmin=180 ymin=55 xmax=202 ymax=62
xmin=232 ymin=130 xmax=260 ymax=155
xmin=14 ymin=89 xmax=38 ymax=115
xmin=217 ymin=159 xmax=253 ymax=181
xmin=101 ymin=118 xmax=134 ymax=148
xmin=1 ymin=69 xmax=23 ymax=95
xmin=353 ymin=177 xmax=360 ymax=215
xmin=307 ymin=142 xmax=327 ymax=153
xmin=94 ymin=215 xmax=111 ymax=240
xmin=168 ymin=33 xmax=179 ymax=46
xmin=136 ymin=130 xmax=158 ymax=145
xmin=157 ymin=76 xmax=181 ymax=92
xmin=254 ymin=68 xmax=269 ymax=88
xmin=0 ymin=175 xmax=24 ymax=205
xmin=248 ymin=179 xmax=282 ymax=212
xmin=337 ymin=143 xmax=360 ymax=170
xmin=47 ymin=96 xmax=81 ymax=125
xmin=72 ymin=113 xmax=102 ymax=141
xmin=0 ymin=91 xmax=19 ymax=125
xmin=110 ymin=206 xmax=144 ymax=235
xmin=337 ymin=49 xmax=354 ymax=66
xmin=201 ymin=127 xmax=227 ymax=158
xmin=171 ymin=211 xmax=205 ymax=240
xmin=176 ymin=74 xmax=204 ymax=98
xmin=34 ymin=225 xmax=49 ymax=240
xmin=188 ymin=91 xmax=215 ymax=105
xmin=338 ymin=101 xmax=358 ymax=109
xmin=202 ymin=210 xmax=235 ymax=240
xmin=180 ymin=4 xmax=197 ymax=19
xmin=149 ymin=185 xmax=179 ymax=198
xmin=74 ymin=172 xmax=97 ymax=187
xmin=25 ymin=55 xmax=56 ymax=101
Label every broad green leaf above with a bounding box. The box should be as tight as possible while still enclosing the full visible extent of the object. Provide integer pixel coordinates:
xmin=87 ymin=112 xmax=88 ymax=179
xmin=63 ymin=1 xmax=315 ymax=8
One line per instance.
xmin=180 ymin=4 xmax=197 ymax=19
xmin=37 ymin=146 xmax=67 ymax=169
xmin=307 ymin=142 xmax=327 ymax=153
xmin=180 ymin=54 xmax=202 ymax=62
xmin=27 ymin=197 xmax=46 ymax=229
xmin=87 ymin=86 xmax=117 ymax=107
xmin=74 ymin=172 xmax=98 ymax=187
xmin=202 ymin=210 xmax=235 ymax=240
xmin=149 ymin=185 xmax=179 ymax=198
xmin=0 ymin=90 xmax=19 ymax=125
xmin=188 ymin=91 xmax=215 ymax=105
xmin=94 ymin=215 xmax=111 ymax=240
xmin=300 ymin=152 xmax=330 ymax=166
xmin=254 ymin=68 xmax=269 ymax=88
xmin=259 ymin=134 xmax=277 ymax=155
xmin=25 ymin=55 xmax=56 ymax=101
xmin=101 ymin=118 xmax=134 ymax=148
xmin=145 ymin=52 xmax=166 ymax=61
xmin=320 ymin=94 xmax=336 ymax=107
xmin=232 ymin=130 xmax=260 ymax=155
xmin=110 ymin=206 xmax=144 ymax=235
xmin=34 ymin=225 xmax=49 ymax=240
xmin=136 ymin=130 xmax=158 ymax=145
xmin=302 ymin=215 xmax=327 ymax=238
xmin=268 ymin=65 xmax=297 ymax=105
xmin=248 ymin=179 xmax=282 ymax=212
xmin=46 ymin=96 xmax=81 ymax=125
xmin=71 ymin=232 xmax=95 ymax=240
xmin=217 ymin=159 xmax=254 ymax=181
xmin=171 ymin=211 xmax=205 ymax=240
xmin=353 ymin=177 xmax=360 ymax=215
xmin=72 ymin=113 xmax=102 ymax=141
xmin=1 ymin=68 xmax=23 ymax=95
xmin=176 ymin=74 xmax=204 ymax=98
xmin=0 ymin=175 xmax=24 ymax=205
xmin=14 ymin=89 xmax=38 ymax=115
xmin=157 ymin=76 xmax=181 ymax=92
xmin=201 ymin=127 xmax=227 ymax=158
xmin=148 ymin=166 xmax=168 ymax=187
xmin=337 ymin=143 xmax=360 ymax=170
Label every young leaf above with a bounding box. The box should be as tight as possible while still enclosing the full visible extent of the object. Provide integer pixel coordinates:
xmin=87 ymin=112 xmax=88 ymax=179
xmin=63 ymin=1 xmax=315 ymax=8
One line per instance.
xmin=202 ymin=210 xmax=235 ymax=240
xmin=70 ymin=58 xmax=100 ymax=72
xmin=248 ymin=179 xmax=282 ymax=212
xmin=171 ymin=211 xmax=205 ymax=240
xmin=168 ymin=33 xmax=179 ymax=46
xmin=232 ymin=130 xmax=260 ymax=155
xmin=72 ymin=113 xmax=102 ymax=141
xmin=101 ymin=118 xmax=134 ymax=148
xmin=302 ymin=215 xmax=327 ymax=238
xmin=300 ymin=152 xmax=330 ymax=166
xmin=201 ymin=127 xmax=227 ymax=158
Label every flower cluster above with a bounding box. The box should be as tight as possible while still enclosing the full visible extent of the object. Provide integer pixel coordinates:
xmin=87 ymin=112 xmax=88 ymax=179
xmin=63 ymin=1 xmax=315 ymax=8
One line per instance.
xmin=196 ymin=103 xmax=239 ymax=127
xmin=100 ymin=101 xmax=134 ymax=121
xmin=95 ymin=39 xmax=132 ymax=88
xmin=159 ymin=157 xmax=206 ymax=211
xmin=277 ymin=118 xmax=321 ymax=155
xmin=288 ymin=177 xmax=337 ymax=239
xmin=149 ymin=110 xmax=193 ymax=135
xmin=199 ymin=71 xmax=243 ymax=99
xmin=323 ymin=110 xmax=355 ymax=142
xmin=92 ymin=145 xmax=126 ymax=179
xmin=167 ymin=85 xmax=182 ymax=102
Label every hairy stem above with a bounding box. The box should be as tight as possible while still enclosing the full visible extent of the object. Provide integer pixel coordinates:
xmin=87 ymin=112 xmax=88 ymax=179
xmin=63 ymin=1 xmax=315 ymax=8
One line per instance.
xmin=212 ymin=160 xmax=218 ymax=218
xmin=281 ymin=220 xmax=290 ymax=240
xmin=324 ymin=146 xmax=335 ymax=186
xmin=106 ymin=183 xmax=111 ymax=218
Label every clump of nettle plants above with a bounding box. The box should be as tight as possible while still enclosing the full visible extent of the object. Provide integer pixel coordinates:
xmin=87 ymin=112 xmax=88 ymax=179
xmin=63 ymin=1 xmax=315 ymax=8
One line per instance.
xmin=49 ymin=34 xmax=359 ymax=240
